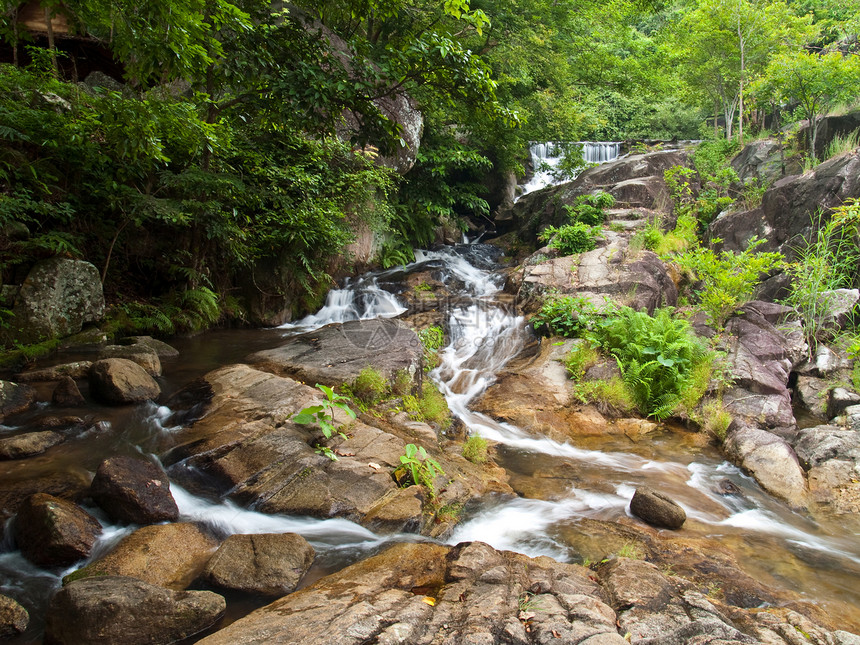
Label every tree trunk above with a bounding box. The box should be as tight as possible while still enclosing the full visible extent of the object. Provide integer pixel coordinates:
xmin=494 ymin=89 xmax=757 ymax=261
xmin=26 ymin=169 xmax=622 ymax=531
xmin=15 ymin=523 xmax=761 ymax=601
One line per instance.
xmin=44 ymin=6 xmax=58 ymax=78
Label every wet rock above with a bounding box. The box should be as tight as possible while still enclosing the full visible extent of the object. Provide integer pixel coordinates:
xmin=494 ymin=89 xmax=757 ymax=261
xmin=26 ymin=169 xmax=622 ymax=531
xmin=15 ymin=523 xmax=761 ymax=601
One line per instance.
xmin=45 ymin=576 xmax=225 ymax=645
xmin=88 ymin=358 xmax=161 ymax=404
xmin=90 ymin=456 xmax=179 ymax=524
xmin=196 ymin=541 xmax=611 ymax=645
xmin=0 ymin=380 xmax=36 ymax=420
xmin=15 ymin=361 xmax=92 ymax=382
xmin=828 ymin=388 xmax=860 ymax=419
xmin=0 ymin=469 xmax=91 ymax=523
xmin=247 ymin=318 xmax=422 ymax=386
xmin=4 ymin=258 xmax=105 ymax=345
xmin=125 ymin=335 xmax=180 ymax=358
xmin=98 ymin=344 xmax=162 ymax=376
xmin=360 ymin=486 xmax=424 ymax=533
xmin=606 ymin=175 xmax=671 ymax=210
xmin=203 ymin=533 xmax=315 ymax=597
xmin=65 ymin=523 xmax=219 ymax=589
xmin=0 ymin=593 xmax=28 ymax=638
xmin=13 ymin=493 xmax=102 ymax=567
xmin=52 ymin=375 xmax=85 ymax=407
xmin=723 ymin=425 xmax=807 ymax=508
xmin=629 ymin=487 xmax=686 ymax=530
xmin=0 ymin=430 xmax=64 ymax=459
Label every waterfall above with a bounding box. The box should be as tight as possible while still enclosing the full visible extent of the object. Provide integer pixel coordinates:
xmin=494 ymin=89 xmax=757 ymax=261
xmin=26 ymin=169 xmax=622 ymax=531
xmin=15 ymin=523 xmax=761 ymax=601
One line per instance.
xmin=517 ymin=141 xmax=622 ymax=199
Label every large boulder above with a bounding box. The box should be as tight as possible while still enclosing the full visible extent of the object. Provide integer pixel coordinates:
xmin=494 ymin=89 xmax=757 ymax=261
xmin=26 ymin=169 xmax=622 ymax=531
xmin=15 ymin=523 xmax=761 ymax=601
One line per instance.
xmin=88 ymin=358 xmax=161 ymax=404
xmin=797 ymin=110 xmax=860 ymax=159
xmin=629 ymin=487 xmax=686 ymax=530
xmin=203 ymin=533 xmax=315 ymax=597
xmin=5 ymin=258 xmax=105 ymax=345
xmin=51 ymin=376 xmax=85 ymax=407
xmin=731 ymin=139 xmax=792 ymax=185
xmin=794 ymin=423 xmax=860 ymax=516
xmin=98 ymin=344 xmax=162 ymax=376
xmin=13 ymin=493 xmax=102 ymax=567
xmin=247 ymin=318 xmax=422 ymax=387
xmin=0 ymin=594 xmax=28 ymax=639
xmin=44 ymin=576 xmax=225 ymax=645
xmin=709 ymin=149 xmax=860 ymax=257
xmin=65 ymin=523 xmax=219 ymax=589
xmin=90 ymin=456 xmax=179 ymax=524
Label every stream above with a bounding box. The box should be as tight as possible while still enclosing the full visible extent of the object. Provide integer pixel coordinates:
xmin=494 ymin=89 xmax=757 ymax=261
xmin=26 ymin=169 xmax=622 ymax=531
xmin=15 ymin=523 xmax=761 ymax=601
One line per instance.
xmin=1 ymin=242 xmax=859 ymax=641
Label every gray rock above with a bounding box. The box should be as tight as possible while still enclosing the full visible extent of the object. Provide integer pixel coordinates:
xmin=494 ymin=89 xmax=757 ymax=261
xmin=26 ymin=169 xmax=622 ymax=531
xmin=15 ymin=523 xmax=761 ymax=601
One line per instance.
xmin=98 ymin=345 xmax=162 ymax=376
xmin=89 ymin=358 xmax=161 ymax=404
xmin=6 ymin=258 xmax=105 ymax=345
xmin=0 ymin=593 xmax=28 ymax=638
xmin=795 ymin=344 xmax=853 ymax=377
xmin=15 ymin=361 xmax=92 ymax=382
xmin=794 ymin=425 xmax=860 ymax=468
xmin=828 ymin=387 xmax=860 ymax=419
xmin=247 ymin=319 xmax=422 ymax=387
xmin=0 ymin=430 xmax=64 ymax=460
xmin=731 ymin=139 xmax=788 ymax=185
xmin=13 ymin=493 xmax=102 ymax=567
xmin=0 ymin=380 xmax=36 ymax=420
xmin=846 ymin=405 xmax=860 ymax=432
xmin=630 ymin=487 xmax=686 ymax=530
xmin=724 ymin=425 xmax=807 ymax=507
xmin=203 ymin=533 xmax=315 ymax=596
xmin=45 ymin=576 xmax=225 ymax=645
xmin=833 ymin=630 xmax=860 ymax=645
xmin=90 ymin=456 xmax=179 ymax=524
xmin=52 ymin=375 xmax=85 ymax=407
xmin=794 ymin=375 xmax=829 ymax=419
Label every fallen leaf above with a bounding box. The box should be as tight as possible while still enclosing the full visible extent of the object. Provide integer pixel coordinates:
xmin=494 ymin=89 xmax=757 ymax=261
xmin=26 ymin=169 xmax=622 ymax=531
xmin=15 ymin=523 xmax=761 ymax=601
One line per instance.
xmin=552 ymin=630 xmax=560 ymax=638
xmin=368 ymin=462 xmax=381 ymax=470
xmin=422 ymin=596 xmax=436 ymax=606
xmin=335 ymin=450 xmax=355 ymax=457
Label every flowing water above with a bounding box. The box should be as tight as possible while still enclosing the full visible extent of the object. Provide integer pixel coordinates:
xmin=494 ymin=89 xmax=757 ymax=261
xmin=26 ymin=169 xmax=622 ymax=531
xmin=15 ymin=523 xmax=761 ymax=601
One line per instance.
xmin=518 ymin=141 xmax=623 ymax=198
xmin=1 ymin=242 xmax=859 ymax=641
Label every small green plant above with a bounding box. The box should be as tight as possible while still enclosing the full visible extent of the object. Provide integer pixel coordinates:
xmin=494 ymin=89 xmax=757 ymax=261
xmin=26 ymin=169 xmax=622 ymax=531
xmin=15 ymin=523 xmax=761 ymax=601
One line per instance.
xmin=350 ymin=366 xmax=389 ymax=405
xmin=398 ymin=443 xmax=445 ymax=497
xmin=391 ymin=369 xmax=414 ymax=397
xmin=293 ymin=384 xmax=357 ymax=440
xmin=416 ymin=381 xmax=452 ymax=428
xmin=314 ymin=444 xmax=339 ymax=461
xmin=531 ymin=294 xmax=597 ymax=338
xmin=418 ymin=325 xmax=445 ymax=370
xmin=413 ymin=280 xmax=433 ymax=292
xmin=696 ymin=399 xmax=733 ymax=442
xmin=538 ymin=222 xmax=598 ymax=255
xmin=674 ymin=237 xmax=784 ymax=330
xmin=562 ymin=341 xmax=600 ymax=380
xmin=739 ymin=179 xmax=767 ymax=211
xmin=462 ymin=434 xmax=489 ymax=464
xmin=518 ymin=591 xmax=543 ymax=613
xmin=617 ymin=542 xmax=645 ymax=559
xmin=434 ymin=501 xmax=463 ymax=523
xmin=564 ymin=191 xmax=616 ymax=226
xmin=824 ymin=128 xmax=860 ymax=161
xmin=572 ymin=377 xmax=637 ymax=417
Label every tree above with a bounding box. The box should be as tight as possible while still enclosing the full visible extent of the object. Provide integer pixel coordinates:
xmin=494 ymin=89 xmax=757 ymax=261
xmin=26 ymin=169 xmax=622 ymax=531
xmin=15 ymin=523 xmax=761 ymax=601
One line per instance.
xmin=760 ymin=50 xmax=860 ymax=159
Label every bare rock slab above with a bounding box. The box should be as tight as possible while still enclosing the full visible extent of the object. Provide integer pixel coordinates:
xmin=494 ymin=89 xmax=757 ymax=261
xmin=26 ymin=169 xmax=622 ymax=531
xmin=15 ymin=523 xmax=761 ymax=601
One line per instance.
xmin=203 ymin=533 xmax=315 ymax=596
xmin=90 ymin=455 xmax=179 ymax=524
xmin=64 ymin=522 xmax=219 ymax=589
xmin=45 ymin=576 xmax=225 ymax=645
xmin=89 ymin=358 xmax=161 ymax=405
xmin=14 ymin=493 xmax=102 ymax=567
xmin=629 ymin=487 xmax=686 ymax=530
xmin=0 ymin=593 xmax=28 ymax=638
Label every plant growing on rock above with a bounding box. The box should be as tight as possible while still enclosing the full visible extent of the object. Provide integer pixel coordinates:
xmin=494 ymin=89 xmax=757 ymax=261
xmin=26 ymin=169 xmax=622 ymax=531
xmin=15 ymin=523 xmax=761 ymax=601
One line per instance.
xmin=418 ymin=326 xmax=445 ymax=370
xmin=531 ymin=294 xmax=597 ymax=338
xmin=350 ymin=366 xmax=389 ymax=406
xmin=538 ymin=223 xmax=598 ymax=255
xmin=293 ymin=384 xmax=356 ymax=440
xmin=462 ymin=434 xmax=489 ymax=464
xmin=564 ymin=192 xmax=616 ymax=226
xmin=398 ymin=443 xmax=445 ymax=497
xmin=674 ymin=237 xmax=784 ymax=330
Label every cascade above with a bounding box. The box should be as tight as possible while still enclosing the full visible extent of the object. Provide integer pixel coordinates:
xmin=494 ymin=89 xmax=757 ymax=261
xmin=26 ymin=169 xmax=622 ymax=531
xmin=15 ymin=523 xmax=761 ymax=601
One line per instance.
xmin=518 ymin=141 xmax=623 ymax=199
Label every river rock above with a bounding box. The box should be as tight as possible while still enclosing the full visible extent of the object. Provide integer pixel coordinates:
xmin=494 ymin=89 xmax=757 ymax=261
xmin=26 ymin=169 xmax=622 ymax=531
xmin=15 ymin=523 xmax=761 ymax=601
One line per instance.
xmin=98 ymin=344 xmax=162 ymax=376
xmin=51 ymin=375 xmax=85 ymax=407
xmin=65 ymin=523 xmax=219 ymax=589
xmin=15 ymin=361 xmax=93 ymax=382
xmin=88 ymin=358 xmax=161 ymax=404
xmin=794 ymin=425 xmax=860 ymax=469
xmin=125 ymin=335 xmax=180 ymax=358
xmin=90 ymin=455 xmax=179 ymax=524
xmin=0 ymin=469 xmax=91 ymax=525
xmin=0 ymin=593 xmax=28 ymax=638
xmin=795 ymin=423 xmax=860 ymax=515
xmin=0 ymin=430 xmax=64 ymax=460
xmin=629 ymin=487 xmax=686 ymax=530
xmin=794 ymin=375 xmax=829 ymax=419
xmin=196 ymin=540 xmax=614 ymax=645
xmin=247 ymin=318 xmax=422 ymax=386
xmin=5 ymin=258 xmax=105 ymax=345
xmin=0 ymin=380 xmax=36 ymax=420
xmin=828 ymin=388 xmax=860 ymax=419
xmin=724 ymin=425 xmax=807 ymax=508
xmin=203 ymin=533 xmax=315 ymax=597
xmin=45 ymin=576 xmax=225 ymax=645
xmin=709 ymin=149 xmax=860 ymax=258
xmin=13 ymin=493 xmax=102 ymax=567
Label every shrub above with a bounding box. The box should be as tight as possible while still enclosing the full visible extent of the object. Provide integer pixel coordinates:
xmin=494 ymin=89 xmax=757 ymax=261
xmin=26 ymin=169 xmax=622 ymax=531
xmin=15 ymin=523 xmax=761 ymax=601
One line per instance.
xmin=531 ymin=294 xmax=597 ymax=338
xmin=462 ymin=434 xmax=489 ymax=464
xmin=588 ymin=306 xmax=711 ymax=419
xmin=417 ymin=325 xmax=445 ymax=370
xmin=418 ymin=382 xmax=452 ymax=428
xmin=538 ymin=223 xmax=598 ymax=255
xmin=562 ymin=341 xmax=600 ymax=380
xmin=572 ymin=377 xmax=637 ymax=416
xmin=674 ymin=237 xmax=784 ymax=330
xmin=351 ymin=366 xmax=389 ymax=405
xmin=565 ymin=191 xmax=616 ymax=226
xmin=391 ymin=369 xmax=414 ymax=397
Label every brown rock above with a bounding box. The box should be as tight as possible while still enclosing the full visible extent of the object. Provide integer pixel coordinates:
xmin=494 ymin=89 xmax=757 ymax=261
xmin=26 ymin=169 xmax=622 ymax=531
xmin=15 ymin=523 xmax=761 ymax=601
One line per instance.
xmin=14 ymin=493 xmax=102 ymax=567
xmin=0 ymin=380 xmax=36 ymax=420
xmin=90 ymin=456 xmax=179 ymax=524
xmin=15 ymin=361 xmax=92 ymax=382
xmin=98 ymin=344 xmax=162 ymax=376
xmin=629 ymin=486 xmax=686 ymax=530
xmin=88 ymin=358 xmax=160 ymax=405
xmin=0 ymin=430 xmax=64 ymax=460
xmin=0 ymin=593 xmax=28 ymax=638
xmin=203 ymin=533 xmax=315 ymax=596
xmin=45 ymin=576 xmax=224 ymax=645
xmin=52 ymin=376 xmax=85 ymax=407
xmin=64 ymin=523 xmax=218 ymax=589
